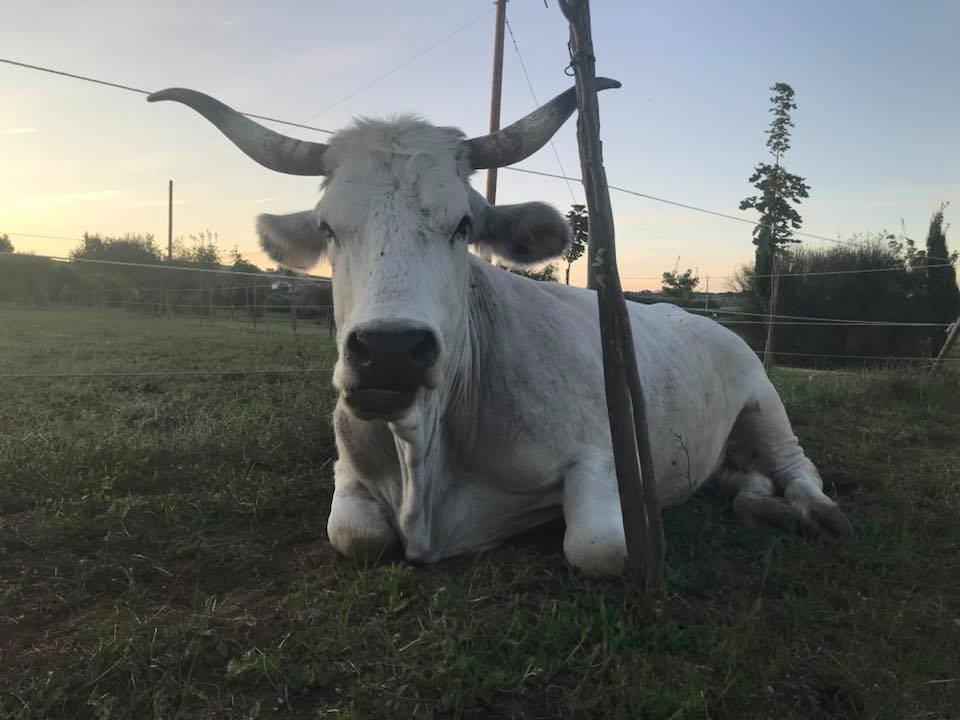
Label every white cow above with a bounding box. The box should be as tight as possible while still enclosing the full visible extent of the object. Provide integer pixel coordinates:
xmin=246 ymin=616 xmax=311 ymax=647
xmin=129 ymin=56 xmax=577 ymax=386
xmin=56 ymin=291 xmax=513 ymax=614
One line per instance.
xmin=150 ymin=83 xmax=852 ymax=577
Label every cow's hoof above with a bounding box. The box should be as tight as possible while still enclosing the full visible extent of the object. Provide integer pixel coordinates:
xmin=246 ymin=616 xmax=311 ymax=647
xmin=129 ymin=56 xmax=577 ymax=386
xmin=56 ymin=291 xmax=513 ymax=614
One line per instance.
xmin=328 ymin=519 xmax=400 ymax=566
xmin=801 ymin=501 xmax=855 ymax=541
xmin=563 ymin=536 xmax=626 ymax=578
xmin=733 ymin=493 xmax=803 ymax=535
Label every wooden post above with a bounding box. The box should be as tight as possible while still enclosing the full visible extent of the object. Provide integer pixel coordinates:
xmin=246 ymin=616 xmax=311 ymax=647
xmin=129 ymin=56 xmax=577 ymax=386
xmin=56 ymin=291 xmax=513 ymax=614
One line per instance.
xmin=167 ymin=180 xmax=173 ymax=262
xmin=290 ymin=283 xmax=297 ymax=332
xmin=208 ymin=288 xmax=214 ymax=317
xmin=252 ymin=285 xmax=257 ymax=330
xmin=559 ymin=0 xmax=664 ymax=591
xmin=930 ymin=317 xmax=960 ymax=375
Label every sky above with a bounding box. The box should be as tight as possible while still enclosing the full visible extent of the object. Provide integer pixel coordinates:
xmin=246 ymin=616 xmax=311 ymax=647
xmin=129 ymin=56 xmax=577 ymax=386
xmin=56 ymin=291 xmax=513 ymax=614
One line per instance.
xmin=1 ymin=0 xmax=958 ymax=291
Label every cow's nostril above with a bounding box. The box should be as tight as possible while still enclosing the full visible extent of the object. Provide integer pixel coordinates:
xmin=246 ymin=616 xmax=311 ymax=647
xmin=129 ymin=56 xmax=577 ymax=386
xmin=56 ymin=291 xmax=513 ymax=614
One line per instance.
xmin=410 ymin=332 xmax=439 ymax=370
xmin=346 ymin=330 xmax=372 ymax=367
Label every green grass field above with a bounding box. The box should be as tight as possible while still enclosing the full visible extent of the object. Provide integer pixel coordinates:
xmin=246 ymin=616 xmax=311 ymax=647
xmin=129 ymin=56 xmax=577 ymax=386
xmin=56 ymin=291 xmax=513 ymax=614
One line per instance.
xmin=1 ymin=304 xmax=959 ymax=719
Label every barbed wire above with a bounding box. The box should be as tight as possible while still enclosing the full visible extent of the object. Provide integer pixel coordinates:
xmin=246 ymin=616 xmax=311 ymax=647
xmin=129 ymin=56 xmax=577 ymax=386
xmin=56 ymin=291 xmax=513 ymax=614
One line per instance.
xmin=760 ymin=350 xmax=956 ymax=363
xmin=687 ymin=305 xmax=952 ymax=327
xmin=505 ymin=167 xmax=958 ymax=264
xmin=621 ymin=261 xmax=957 ymax=281
xmin=504 ymin=17 xmax=578 ymax=205
xmin=0 ymin=57 xmax=335 ymax=134
xmin=718 ymin=319 xmax=950 ymax=328
xmin=0 ymin=368 xmax=334 ymax=379
xmin=7 ymin=53 xmax=954 ymax=266
xmin=0 ymin=250 xmax=330 ymax=283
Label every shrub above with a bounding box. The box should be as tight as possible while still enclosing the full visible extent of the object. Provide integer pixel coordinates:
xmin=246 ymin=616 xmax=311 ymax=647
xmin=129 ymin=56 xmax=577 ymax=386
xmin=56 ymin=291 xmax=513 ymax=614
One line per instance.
xmin=733 ymin=237 xmax=930 ymax=366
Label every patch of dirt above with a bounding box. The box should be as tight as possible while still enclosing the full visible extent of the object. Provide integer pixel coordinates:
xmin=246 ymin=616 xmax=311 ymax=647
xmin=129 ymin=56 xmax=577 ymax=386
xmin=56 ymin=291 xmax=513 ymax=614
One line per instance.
xmin=820 ymin=468 xmax=878 ymax=495
xmin=0 ymin=514 xmax=342 ymax=695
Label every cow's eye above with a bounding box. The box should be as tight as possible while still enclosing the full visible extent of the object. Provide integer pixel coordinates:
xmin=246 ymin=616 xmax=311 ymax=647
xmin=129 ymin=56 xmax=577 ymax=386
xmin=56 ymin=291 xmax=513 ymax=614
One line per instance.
xmin=452 ymin=215 xmax=472 ymax=242
xmin=319 ymin=221 xmax=336 ymax=243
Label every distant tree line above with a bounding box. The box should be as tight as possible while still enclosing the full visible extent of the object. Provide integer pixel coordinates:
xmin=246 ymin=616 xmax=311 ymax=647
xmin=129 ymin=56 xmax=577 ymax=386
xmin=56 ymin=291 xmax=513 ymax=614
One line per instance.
xmin=733 ymin=211 xmax=958 ymax=364
xmin=0 ymin=231 xmax=332 ymax=318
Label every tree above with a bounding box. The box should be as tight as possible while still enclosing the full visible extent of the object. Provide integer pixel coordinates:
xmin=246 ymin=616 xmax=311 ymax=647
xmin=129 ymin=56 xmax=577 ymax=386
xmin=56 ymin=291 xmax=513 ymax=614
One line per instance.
xmin=175 ymin=229 xmax=221 ymax=267
xmin=71 ymin=233 xmax=162 ymax=264
xmin=564 ymin=204 xmax=588 ymax=285
xmin=0 ymin=234 xmax=13 ymax=253
xmin=886 ymin=222 xmax=927 ymax=269
xmin=660 ymin=257 xmax=699 ymax=300
xmin=924 ymin=203 xmax=959 ymax=355
xmin=732 ymin=235 xmax=931 ymax=366
xmin=739 ymin=83 xmax=810 ymax=303
xmin=229 ymin=246 xmax=261 ymax=275
xmin=497 ymin=262 xmax=559 ymax=282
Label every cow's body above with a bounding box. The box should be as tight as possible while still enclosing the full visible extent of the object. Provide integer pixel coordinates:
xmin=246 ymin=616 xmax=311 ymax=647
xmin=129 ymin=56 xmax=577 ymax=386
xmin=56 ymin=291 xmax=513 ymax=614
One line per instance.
xmin=150 ymin=84 xmax=852 ymax=577
xmin=329 ymin=254 xmax=845 ymax=576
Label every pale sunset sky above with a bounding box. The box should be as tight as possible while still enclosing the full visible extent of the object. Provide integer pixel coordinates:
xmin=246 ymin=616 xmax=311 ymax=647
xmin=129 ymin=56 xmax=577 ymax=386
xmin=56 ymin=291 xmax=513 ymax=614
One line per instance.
xmin=1 ymin=0 xmax=958 ymax=290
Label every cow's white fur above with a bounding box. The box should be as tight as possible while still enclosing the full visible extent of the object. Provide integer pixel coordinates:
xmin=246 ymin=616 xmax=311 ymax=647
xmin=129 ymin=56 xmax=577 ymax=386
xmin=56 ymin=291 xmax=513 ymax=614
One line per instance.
xmin=257 ymin=117 xmax=850 ymax=577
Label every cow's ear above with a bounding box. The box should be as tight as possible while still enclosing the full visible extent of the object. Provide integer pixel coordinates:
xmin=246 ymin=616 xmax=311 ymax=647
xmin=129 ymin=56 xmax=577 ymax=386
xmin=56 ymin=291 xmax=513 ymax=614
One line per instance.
xmin=257 ymin=210 xmax=328 ymax=270
xmin=472 ymin=200 xmax=571 ymax=266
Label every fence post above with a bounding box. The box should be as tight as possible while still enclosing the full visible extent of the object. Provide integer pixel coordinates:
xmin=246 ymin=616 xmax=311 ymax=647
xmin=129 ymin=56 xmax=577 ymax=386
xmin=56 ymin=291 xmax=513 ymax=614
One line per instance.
xmin=252 ymin=285 xmax=257 ymax=330
xmin=208 ymin=288 xmax=214 ymax=318
xmin=290 ymin=284 xmax=297 ymax=332
xmin=930 ymin=317 xmax=960 ymax=375
xmin=559 ymin=0 xmax=664 ymax=592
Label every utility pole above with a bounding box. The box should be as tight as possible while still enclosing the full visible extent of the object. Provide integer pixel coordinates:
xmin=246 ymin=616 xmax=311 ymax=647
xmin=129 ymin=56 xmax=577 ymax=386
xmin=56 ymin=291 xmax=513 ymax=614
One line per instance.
xmin=167 ymin=180 xmax=173 ymax=262
xmin=485 ymin=0 xmax=507 ymax=205
xmin=481 ymin=0 xmax=507 ymax=262
xmin=704 ymin=275 xmax=710 ymax=311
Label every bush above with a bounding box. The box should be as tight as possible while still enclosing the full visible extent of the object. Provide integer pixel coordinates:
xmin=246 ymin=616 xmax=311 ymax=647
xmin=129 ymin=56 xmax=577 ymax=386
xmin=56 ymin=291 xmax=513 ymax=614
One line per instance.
xmin=497 ymin=263 xmax=559 ymax=282
xmin=733 ymin=238 xmax=930 ymax=366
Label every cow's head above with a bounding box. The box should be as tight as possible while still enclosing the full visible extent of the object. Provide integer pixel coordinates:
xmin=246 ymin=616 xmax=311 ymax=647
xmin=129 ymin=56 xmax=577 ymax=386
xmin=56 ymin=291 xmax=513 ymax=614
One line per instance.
xmin=148 ymin=81 xmax=619 ymax=420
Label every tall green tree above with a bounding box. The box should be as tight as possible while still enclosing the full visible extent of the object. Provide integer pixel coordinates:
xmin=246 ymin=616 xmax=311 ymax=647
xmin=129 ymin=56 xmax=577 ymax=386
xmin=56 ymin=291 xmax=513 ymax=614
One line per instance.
xmin=739 ymin=83 xmax=810 ymax=303
xmin=0 ymin=234 xmax=13 ymax=252
xmin=564 ymin=204 xmax=588 ymax=285
xmin=925 ymin=203 xmax=959 ymax=355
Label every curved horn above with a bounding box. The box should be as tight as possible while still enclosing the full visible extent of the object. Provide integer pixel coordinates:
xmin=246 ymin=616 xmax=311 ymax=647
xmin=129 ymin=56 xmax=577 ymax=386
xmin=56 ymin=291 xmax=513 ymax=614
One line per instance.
xmin=466 ymin=77 xmax=621 ymax=170
xmin=148 ymin=88 xmax=328 ymax=176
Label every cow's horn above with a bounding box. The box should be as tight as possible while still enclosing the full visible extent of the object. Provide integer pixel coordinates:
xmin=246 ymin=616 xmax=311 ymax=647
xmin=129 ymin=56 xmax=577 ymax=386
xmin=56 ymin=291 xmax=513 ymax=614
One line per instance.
xmin=148 ymin=88 xmax=328 ymax=176
xmin=466 ymin=77 xmax=621 ymax=170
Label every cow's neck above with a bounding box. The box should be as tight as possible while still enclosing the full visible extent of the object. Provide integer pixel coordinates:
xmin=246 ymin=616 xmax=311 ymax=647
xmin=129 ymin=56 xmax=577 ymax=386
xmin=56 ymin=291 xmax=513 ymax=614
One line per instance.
xmin=385 ymin=255 xmax=500 ymax=558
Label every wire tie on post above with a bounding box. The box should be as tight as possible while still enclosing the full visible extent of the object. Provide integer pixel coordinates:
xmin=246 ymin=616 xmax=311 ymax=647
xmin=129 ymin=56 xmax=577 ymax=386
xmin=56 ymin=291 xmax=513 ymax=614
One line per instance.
xmin=564 ymin=46 xmax=596 ymax=76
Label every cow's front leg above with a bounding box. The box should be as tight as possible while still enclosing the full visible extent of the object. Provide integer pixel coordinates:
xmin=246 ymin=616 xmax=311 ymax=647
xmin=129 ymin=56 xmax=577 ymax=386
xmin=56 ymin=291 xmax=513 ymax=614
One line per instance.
xmin=327 ymin=460 xmax=399 ymax=564
xmin=562 ymin=450 xmax=627 ymax=578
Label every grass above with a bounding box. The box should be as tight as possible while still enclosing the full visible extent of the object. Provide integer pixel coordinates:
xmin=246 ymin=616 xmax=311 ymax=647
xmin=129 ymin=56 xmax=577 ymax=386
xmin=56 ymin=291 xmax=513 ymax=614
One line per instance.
xmin=1 ymin=303 xmax=959 ymax=719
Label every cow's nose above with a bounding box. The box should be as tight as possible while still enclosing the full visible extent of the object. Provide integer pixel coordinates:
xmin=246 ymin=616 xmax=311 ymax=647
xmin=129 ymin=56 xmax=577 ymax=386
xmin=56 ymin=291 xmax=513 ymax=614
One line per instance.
xmin=345 ymin=325 xmax=439 ymax=388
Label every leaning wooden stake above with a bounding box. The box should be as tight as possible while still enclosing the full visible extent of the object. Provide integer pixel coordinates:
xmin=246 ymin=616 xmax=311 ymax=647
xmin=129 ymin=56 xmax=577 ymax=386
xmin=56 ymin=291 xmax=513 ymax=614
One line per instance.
xmin=930 ymin=316 xmax=960 ymax=375
xmin=559 ymin=0 xmax=664 ymax=591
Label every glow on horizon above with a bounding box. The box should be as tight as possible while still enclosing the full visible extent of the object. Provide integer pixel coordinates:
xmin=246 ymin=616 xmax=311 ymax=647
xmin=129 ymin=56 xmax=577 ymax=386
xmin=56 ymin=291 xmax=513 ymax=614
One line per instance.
xmin=1 ymin=1 xmax=957 ymax=292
